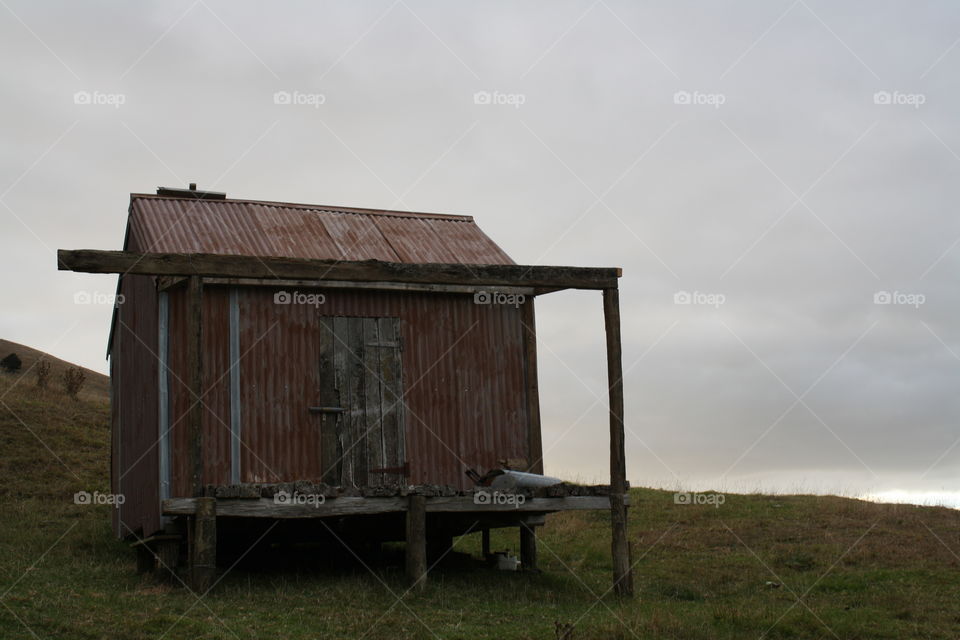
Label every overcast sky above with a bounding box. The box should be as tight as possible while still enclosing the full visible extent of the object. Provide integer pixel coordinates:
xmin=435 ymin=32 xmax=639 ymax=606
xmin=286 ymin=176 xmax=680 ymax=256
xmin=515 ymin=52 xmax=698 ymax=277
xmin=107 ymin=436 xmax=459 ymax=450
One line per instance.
xmin=3 ymin=1 xmax=960 ymax=504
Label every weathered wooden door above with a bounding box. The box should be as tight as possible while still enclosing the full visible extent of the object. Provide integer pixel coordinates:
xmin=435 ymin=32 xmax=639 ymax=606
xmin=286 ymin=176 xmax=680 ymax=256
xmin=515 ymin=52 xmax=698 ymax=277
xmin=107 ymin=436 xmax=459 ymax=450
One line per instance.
xmin=316 ymin=317 xmax=405 ymax=488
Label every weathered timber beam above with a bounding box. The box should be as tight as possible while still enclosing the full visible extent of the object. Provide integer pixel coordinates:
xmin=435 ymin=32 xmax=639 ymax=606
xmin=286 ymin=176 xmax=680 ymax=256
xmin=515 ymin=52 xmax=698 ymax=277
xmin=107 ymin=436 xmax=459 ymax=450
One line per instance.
xmin=406 ymin=495 xmax=427 ymax=590
xmin=603 ymin=287 xmax=634 ymax=597
xmin=522 ymin=300 xmax=543 ymax=474
xmin=427 ymin=496 xmax=615 ymax=512
xmin=161 ymin=495 xmax=616 ymax=517
xmin=201 ymin=277 xmax=536 ymax=296
xmin=163 ymin=496 xmax=407 ymax=517
xmin=57 ymin=249 xmax=621 ymax=290
xmin=187 ymin=275 xmax=203 ymax=497
xmin=190 ymin=496 xmax=216 ymax=592
xmin=157 ymin=276 xmax=187 ymax=291
xmin=520 ymin=524 xmax=539 ymax=571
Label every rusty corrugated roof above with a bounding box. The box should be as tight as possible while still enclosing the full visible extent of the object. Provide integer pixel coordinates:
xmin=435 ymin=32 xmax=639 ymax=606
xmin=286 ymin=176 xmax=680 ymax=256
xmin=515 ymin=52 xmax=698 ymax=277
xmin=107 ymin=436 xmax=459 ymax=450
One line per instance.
xmin=106 ymin=193 xmax=516 ymax=358
xmin=128 ymin=194 xmax=516 ymax=265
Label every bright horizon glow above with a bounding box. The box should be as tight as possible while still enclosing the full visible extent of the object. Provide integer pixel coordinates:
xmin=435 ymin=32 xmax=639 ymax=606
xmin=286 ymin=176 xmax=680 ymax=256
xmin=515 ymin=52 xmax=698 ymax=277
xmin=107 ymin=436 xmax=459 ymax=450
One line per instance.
xmin=863 ymin=490 xmax=960 ymax=510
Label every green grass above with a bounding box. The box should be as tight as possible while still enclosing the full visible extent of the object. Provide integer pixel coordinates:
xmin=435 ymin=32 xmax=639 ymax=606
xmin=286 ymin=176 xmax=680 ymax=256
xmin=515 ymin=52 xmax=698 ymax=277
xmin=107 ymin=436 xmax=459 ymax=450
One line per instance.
xmin=2 ymin=371 xmax=960 ymax=639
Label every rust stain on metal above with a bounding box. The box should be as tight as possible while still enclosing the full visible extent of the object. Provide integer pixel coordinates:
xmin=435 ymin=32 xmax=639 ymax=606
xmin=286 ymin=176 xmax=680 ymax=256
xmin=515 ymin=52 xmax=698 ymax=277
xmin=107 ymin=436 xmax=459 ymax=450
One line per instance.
xmin=111 ymin=193 xmax=535 ymax=538
xmin=129 ymin=195 xmax=515 ymax=265
xmin=230 ymin=288 xmax=529 ymax=491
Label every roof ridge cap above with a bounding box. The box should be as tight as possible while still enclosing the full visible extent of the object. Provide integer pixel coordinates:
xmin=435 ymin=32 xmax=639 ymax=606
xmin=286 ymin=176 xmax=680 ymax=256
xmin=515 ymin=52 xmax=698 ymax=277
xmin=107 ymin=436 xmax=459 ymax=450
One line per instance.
xmin=130 ymin=193 xmax=475 ymax=222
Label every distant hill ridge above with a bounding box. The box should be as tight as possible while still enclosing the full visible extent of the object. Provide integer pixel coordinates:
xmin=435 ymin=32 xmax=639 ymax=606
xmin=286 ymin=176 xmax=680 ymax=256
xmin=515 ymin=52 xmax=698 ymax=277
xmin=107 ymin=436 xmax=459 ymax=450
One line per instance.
xmin=0 ymin=339 xmax=109 ymax=402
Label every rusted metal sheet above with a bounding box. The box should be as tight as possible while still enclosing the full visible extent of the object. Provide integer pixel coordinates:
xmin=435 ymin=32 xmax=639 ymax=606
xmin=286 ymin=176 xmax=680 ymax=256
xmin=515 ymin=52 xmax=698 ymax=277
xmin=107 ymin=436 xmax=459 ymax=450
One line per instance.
xmin=396 ymin=291 xmax=529 ymax=489
xmin=317 ymin=212 xmax=398 ymax=262
xmin=111 ymin=269 xmax=160 ymax=539
xmin=113 ymin=193 xmax=534 ymax=541
xmin=128 ymin=195 xmax=514 ymax=265
xmin=166 ymin=285 xmax=232 ymax=496
xmin=224 ymin=286 xmax=529 ymax=491
xmin=236 ymin=286 xmax=322 ymax=483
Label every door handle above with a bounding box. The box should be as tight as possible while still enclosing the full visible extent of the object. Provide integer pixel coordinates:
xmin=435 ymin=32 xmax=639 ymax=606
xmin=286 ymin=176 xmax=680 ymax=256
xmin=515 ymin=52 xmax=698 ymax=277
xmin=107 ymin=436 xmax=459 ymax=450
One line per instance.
xmin=309 ymin=406 xmax=346 ymax=414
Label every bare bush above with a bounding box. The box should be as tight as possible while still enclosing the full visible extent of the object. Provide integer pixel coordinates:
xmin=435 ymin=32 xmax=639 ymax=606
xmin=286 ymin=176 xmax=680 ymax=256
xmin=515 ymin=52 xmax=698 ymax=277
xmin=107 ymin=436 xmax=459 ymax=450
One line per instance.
xmin=61 ymin=367 xmax=86 ymax=398
xmin=35 ymin=360 xmax=52 ymax=389
xmin=1 ymin=353 xmax=21 ymax=373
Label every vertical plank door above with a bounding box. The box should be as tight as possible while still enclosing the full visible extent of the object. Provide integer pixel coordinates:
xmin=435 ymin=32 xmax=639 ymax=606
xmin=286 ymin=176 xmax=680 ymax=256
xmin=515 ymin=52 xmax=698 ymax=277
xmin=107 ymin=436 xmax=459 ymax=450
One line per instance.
xmin=318 ymin=317 xmax=405 ymax=487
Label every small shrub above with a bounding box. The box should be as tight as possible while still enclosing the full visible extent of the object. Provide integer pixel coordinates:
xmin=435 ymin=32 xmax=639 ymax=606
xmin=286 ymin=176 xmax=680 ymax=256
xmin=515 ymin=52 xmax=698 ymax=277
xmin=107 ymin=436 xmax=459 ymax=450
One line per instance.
xmin=1 ymin=353 xmax=22 ymax=373
xmin=781 ymin=552 xmax=817 ymax=572
xmin=61 ymin=366 xmax=86 ymax=398
xmin=35 ymin=360 xmax=51 ymax=389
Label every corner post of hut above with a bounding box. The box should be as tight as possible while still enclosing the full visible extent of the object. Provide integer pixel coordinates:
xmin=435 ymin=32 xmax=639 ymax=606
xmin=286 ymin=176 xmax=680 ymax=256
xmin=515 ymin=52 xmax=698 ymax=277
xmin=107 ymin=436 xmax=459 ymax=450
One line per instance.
xmin=603 ymin=286 xmax=633 ymax=597
xmin=186 ymin=274 xmax=216 ymax=591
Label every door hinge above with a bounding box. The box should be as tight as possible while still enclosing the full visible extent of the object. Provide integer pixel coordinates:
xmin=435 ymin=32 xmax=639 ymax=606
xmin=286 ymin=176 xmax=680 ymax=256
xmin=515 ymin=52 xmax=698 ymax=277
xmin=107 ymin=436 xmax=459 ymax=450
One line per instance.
xmin=369 ymin=461 xmax=409 ymax=476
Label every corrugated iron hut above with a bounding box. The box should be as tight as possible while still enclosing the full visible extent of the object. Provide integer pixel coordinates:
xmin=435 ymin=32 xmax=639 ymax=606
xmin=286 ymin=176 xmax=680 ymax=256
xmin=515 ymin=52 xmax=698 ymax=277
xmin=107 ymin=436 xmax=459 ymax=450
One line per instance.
xmin=59 ymin=185 xmax=632 ymax=595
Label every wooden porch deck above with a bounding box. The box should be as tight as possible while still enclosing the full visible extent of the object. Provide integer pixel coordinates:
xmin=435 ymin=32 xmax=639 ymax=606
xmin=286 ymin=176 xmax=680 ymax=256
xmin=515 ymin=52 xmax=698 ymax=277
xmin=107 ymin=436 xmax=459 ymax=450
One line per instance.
xmin=162 ymin=482 xmax=626 ymax=519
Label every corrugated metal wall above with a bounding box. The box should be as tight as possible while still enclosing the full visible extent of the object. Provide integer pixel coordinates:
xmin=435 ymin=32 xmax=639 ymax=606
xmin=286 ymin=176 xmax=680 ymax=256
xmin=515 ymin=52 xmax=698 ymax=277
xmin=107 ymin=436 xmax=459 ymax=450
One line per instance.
xmin=111 ymin=271 xmax=160 ymax=538
xmin=166 ymin=286 xmax=233 ymax=496
xmin=113 ymin=195 xmax=531 ymax=538
xmin=236 ymin=287 xmax=324 ymax=484
xmin=163 ymin=285 xmax=531 ymax=493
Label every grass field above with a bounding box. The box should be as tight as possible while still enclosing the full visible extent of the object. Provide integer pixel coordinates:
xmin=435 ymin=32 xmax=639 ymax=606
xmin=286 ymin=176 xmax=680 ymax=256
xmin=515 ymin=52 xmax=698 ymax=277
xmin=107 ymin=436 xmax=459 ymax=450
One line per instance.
xmin=2 ymin=369 xmax=960 ymax=639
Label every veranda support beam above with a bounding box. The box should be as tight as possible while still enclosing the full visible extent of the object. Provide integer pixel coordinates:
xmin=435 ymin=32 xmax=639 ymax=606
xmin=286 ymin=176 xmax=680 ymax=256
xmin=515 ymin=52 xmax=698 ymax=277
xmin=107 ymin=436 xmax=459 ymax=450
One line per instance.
xmin=203 ymin=277 xmax=536 ymax=297
xmin=57 ymin=249 xmax=621 ymax=290
xmin=603 ymin=287 xmax=633 ymax=597
xmin=161 ymin=495 xmax=617 ymax=518
xmin=520 ymin=524 xmax=538 ymax=571
xmin=522 ymin=300 xmax=543 ymax=474
xmin=190 ymin=497 xmax=216 ymax=592
xmin=406 ymin=495 xmax=427 ymax=590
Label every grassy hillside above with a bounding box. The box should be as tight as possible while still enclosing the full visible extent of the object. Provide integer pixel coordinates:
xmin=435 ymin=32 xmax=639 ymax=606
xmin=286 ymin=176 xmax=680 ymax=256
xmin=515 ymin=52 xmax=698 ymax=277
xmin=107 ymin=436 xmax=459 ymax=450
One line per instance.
xmin=1 ymin=362 xmax=960 ymax=639
xmin=0 ymin=338 xmax=109 ymax=402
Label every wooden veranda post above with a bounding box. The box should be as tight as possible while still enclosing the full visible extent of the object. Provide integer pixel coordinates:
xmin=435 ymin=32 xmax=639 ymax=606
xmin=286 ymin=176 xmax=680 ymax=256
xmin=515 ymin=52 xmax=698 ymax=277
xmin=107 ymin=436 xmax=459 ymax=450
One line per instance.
xmin=522 ymin=300 xmax=543 ymax=474
xmin=520 ymin=524 xmax=538 ymax=571
xmin=190 ymin=497 xmax=216 ymax=592
xmin=187 ymin=275 xmax=204 ymax=497
xmin=406 ymin=495 xmax=427 ymax=590
xmin=187 ymin=277 xmax=215 ymax=591
xmin=603 ymin=287 xmax=633 ymax=597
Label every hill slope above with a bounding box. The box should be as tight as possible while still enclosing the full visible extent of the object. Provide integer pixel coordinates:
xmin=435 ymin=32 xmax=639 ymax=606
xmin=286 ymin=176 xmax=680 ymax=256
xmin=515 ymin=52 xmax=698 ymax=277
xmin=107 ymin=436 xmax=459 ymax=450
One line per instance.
xmin=0 ymin=350 xmax=959 ymax=639
xmin=0 ymin=338 xmax=109 ymax=402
